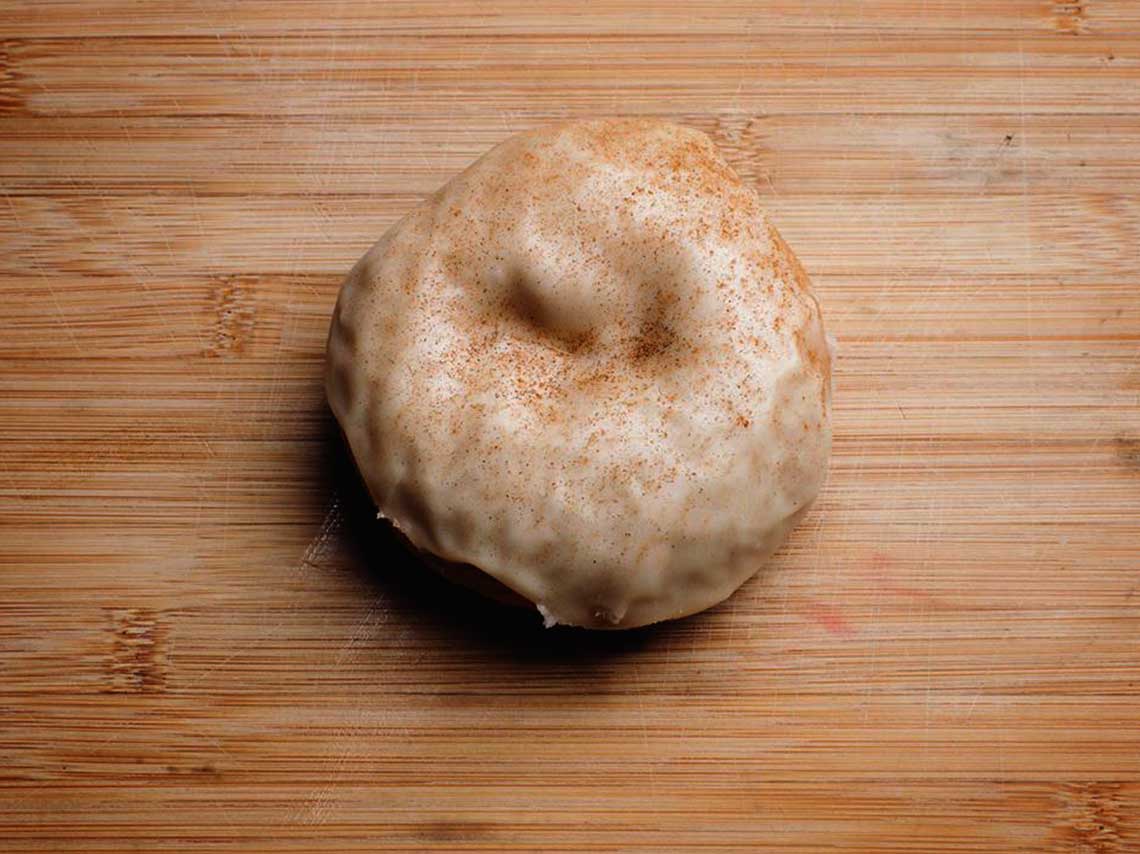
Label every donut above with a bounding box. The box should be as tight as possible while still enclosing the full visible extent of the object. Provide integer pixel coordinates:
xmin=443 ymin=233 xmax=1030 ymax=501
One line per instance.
xmin=326 ymin=119 xmax=832 ymax=629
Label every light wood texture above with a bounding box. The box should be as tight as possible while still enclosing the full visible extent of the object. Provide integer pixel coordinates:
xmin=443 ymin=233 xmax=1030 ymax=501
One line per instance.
xmin=2 ymin=2 xmax=1139 ymax=851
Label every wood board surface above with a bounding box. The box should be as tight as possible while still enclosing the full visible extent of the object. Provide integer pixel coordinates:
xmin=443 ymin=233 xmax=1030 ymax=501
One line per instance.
xmin=1 ymin=1 xmax=1139 ymax=850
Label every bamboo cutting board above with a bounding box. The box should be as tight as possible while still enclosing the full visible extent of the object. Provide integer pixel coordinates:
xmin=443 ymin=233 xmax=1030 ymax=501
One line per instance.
xmin=2 ymin=2 xmax=1139 ymax=850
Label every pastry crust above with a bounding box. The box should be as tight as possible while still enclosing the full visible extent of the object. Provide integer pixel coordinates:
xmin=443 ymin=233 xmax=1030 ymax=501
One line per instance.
xmin=326 ymin=119 xmax=831 ymax=628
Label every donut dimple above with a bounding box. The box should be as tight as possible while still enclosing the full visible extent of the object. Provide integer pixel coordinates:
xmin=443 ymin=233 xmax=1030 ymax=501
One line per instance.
xmin=326 ymin=119 xmax=832 ymax=629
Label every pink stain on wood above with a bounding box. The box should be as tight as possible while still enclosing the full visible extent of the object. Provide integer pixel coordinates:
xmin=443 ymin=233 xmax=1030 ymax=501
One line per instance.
xmin=804 ymin=601 xmax=856 ymax=637
xmin=870 ymin=552 xmax=942 ymax=605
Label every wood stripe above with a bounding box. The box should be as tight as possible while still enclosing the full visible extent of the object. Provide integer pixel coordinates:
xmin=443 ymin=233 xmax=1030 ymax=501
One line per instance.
xmin=2 ymin=192 xmax=1137 ymax=278
xmin=2 ymin=33 xmax=1136 ymax=119
xmin=2 ymin=114 xmax=1138 ymax=197
xmin=1 ymin=0 xmax=1139 ymax=38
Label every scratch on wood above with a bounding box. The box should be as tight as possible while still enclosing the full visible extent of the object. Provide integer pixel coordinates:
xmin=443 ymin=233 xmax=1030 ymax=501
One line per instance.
xmin=182 ymin=494 xmax=344 ymax=691
xmin=298 ymin=494 xmax=343 ymax=573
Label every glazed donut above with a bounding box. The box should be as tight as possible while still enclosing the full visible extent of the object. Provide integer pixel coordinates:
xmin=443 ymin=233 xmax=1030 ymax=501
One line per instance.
xmin=326 ymin=119 xmax=831 ymax=629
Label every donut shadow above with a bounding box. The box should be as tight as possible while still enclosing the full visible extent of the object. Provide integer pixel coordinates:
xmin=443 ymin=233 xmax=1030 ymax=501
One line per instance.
xmin=319 ymin=408 xmax=668 ymax=665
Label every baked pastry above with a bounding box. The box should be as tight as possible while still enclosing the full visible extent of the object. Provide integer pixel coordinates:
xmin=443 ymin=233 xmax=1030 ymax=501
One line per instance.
xmin=326 ymin=119 xmax=831 ymax=628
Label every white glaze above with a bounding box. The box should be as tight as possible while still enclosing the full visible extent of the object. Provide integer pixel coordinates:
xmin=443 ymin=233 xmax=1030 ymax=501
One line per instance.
xmin=326 ymin=119 xmax=832 ymax=628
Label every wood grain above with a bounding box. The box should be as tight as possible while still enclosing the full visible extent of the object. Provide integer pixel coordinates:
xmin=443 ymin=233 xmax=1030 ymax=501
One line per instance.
xmin=2 ymin=2 xmax=1139 ymax=851
xmin=3 ymin=32 xmax=1138 ymax=119
xmin=1 ymin=1 xmax=1139 ymax=38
